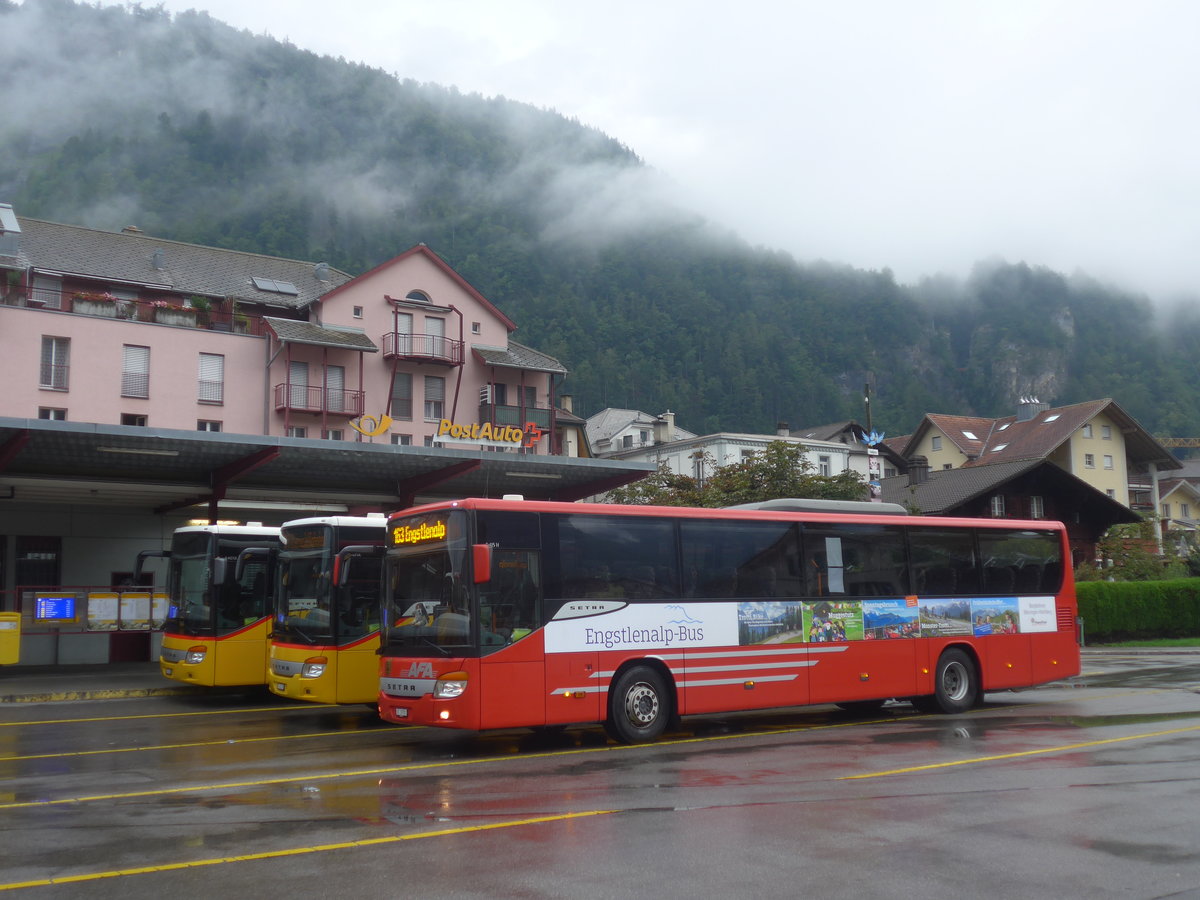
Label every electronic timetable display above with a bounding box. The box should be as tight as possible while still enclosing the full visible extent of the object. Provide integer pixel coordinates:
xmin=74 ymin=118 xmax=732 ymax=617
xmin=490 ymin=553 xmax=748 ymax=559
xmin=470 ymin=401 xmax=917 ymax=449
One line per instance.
xmin=34 ymin=595 xmax=78 ymax=622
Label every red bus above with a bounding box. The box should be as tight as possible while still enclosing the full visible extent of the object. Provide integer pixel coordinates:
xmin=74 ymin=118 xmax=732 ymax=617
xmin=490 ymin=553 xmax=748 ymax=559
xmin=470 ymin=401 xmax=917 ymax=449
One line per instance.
xmin=377 ymin=498 xmax=1079 ymax=743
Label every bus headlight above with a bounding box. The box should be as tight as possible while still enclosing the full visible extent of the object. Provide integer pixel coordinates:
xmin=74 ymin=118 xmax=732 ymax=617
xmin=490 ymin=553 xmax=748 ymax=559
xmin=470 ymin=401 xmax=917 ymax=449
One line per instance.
xmin=434 ymin=671 xmax=468 ymax=699
xmin=301 ymin=656 xmax=328 ymax=679
xmin=185 ymin=646 xmax=207 ymax=665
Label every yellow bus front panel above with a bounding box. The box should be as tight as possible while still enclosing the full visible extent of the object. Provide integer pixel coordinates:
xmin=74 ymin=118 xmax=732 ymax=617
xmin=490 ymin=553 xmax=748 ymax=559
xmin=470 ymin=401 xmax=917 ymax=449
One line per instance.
xmin=269 ymin=634 xmax=380 ymax=704
xmin=159 ymin=619 xmax=271 ymax=687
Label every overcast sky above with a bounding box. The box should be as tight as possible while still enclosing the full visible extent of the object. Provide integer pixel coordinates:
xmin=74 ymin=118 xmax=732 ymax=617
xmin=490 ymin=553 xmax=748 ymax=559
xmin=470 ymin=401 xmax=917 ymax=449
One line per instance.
xmin=92 ymin=0 xmax=1200 ymax=299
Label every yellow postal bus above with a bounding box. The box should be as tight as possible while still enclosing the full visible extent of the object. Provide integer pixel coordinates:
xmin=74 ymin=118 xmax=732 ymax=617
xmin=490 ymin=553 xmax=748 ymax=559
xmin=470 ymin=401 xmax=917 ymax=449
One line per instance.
xmin=268 ymin=516 xmax=386 ymax=705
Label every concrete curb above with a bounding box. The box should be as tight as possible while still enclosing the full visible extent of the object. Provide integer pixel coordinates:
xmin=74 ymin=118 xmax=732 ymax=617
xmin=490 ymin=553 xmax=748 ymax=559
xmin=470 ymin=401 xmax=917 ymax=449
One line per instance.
xmin=1 ymin=685 xmax=195 ymax=704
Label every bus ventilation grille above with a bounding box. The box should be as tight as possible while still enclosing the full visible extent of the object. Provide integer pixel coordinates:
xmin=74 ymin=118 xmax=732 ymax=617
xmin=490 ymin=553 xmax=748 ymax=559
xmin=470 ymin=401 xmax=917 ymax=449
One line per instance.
xmin=1057 ymin=606 xmax=1076 ymax=633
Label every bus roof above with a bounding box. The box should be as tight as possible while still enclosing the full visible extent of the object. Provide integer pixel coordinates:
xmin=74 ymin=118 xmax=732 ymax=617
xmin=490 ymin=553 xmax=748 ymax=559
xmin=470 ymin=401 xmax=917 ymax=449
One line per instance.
xmin=281 ymin=515 xmax=389 ymax=530
xmin=175 ymin=524 xmax=281 ymax=536
xmin=386 ymin=497 xmax=1065 ymax=532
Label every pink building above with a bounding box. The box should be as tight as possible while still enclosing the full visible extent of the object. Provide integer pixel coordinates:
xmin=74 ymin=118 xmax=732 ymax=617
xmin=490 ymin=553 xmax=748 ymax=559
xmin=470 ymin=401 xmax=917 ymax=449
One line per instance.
xmin=1 ymin=205 xmax=575 ymax=453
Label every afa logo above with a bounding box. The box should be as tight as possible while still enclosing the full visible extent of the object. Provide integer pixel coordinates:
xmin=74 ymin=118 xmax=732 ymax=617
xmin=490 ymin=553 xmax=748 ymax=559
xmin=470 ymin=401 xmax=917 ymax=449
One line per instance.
xmin=405 ymin=661 xmax=436 ymax=679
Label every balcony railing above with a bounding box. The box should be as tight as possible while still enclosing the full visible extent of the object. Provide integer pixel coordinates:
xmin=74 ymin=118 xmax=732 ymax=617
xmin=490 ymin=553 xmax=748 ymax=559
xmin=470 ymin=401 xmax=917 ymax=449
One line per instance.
xmin=478 ymin=403 xmax=552 ymax=430
xmin=2 ymin=290 xmax=270 ymax=336
xmin=274 ymin=383 xmax=365 ymax=417
xmin=382 ymin=331 xmax=464 ymax=366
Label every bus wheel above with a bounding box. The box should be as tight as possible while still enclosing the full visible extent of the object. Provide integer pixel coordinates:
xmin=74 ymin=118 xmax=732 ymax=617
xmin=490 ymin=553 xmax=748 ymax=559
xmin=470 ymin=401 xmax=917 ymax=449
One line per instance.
xmin=606 ymin=666 xmax=671 ymax=744
xmin=928 ymin=648 xmax=978 ymax=714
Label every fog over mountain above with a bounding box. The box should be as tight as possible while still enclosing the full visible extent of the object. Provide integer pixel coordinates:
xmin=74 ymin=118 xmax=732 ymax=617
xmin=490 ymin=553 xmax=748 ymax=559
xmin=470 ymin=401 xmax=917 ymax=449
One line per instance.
xmin=3 ymin=0 xmax=1199 ymax=440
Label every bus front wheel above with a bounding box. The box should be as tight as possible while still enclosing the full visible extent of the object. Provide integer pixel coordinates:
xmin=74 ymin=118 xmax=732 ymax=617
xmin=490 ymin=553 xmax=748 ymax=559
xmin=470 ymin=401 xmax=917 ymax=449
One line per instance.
xmin=605 ymin=665 xmax=671 ymax=744
xmin=915 ymin=648 xmax=978 ymax=714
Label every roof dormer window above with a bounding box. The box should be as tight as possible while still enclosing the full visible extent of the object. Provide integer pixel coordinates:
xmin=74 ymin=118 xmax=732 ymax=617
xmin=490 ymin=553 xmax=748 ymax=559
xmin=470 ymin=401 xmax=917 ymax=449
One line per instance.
xmin=406 ymin=290 xmax=431 ymax=303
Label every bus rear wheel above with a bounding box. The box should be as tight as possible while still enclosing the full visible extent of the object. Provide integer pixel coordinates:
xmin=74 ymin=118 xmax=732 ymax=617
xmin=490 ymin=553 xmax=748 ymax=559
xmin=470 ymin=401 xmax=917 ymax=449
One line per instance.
xmin=605 ymin=665 xmax=671 ymax=744
xmin=915 ymin=648 xmax=978 ymax=714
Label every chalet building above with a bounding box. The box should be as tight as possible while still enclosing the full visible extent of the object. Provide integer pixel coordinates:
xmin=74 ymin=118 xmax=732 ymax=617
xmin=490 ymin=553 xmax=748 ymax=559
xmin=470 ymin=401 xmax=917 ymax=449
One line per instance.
xmin=0 ymin=205 xmax=648 ymax=662
xmin=899 ymin=397 xmax=1181 ymax=511
xmin=1157 ymin=459 xmax=1200 ymax=555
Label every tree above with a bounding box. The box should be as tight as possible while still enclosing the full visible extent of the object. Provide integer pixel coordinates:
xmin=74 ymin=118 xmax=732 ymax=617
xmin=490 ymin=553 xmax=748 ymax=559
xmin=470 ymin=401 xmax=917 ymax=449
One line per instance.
xmin=607 ymin=441 xmax=867 ymax=507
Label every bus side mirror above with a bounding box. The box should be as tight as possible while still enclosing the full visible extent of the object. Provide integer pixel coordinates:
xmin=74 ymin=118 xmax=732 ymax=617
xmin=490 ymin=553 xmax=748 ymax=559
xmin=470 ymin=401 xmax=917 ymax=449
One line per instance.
xmin=212 ymin=557 xmax=229 ymax=585
xmin=473 ymin=544 xmax=492 ymax=584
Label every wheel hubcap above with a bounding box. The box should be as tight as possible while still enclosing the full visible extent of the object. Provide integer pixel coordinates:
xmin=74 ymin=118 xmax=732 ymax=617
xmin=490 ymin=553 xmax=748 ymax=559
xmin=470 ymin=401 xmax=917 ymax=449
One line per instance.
xmin=624 ymin=682 xmax=659 ymax=726
xmin=943 ymin=662 xmax=968 ymax=701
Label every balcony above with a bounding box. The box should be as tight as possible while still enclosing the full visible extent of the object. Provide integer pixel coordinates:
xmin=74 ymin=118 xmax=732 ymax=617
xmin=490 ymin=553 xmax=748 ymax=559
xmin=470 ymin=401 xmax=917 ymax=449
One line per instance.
xmin=382 ymin=331 xmax=464 ymax=366
xmin=2 ymin=290 xmax=270 ymax=336
xmin=478 ymin=403 xmax=552 ymax=430
xmin=274 ymin=384 xmax=365 ymax=417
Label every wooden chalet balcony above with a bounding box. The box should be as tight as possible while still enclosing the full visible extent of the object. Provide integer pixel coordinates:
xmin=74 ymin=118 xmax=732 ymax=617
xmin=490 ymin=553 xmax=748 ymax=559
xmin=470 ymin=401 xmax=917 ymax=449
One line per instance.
xmin=382 ymin=331 xmax=464 ymax=366
xmin=274 ymin=384 xmax=365 ymax=417
xmin=478 ymin=403 xmax=552 ymax=430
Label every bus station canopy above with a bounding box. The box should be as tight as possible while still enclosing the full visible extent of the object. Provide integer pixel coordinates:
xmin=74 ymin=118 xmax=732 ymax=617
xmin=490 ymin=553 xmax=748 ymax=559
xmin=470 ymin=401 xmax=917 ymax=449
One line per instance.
xmin=0 ymin=417 xmax=654 ymax=519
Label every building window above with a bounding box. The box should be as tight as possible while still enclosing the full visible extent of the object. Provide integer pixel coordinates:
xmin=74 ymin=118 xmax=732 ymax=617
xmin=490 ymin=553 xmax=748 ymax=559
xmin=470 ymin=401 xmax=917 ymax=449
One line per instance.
xmin=32 ymin=274 xmax=62 ymax=309
xmin=931 ymin=436 xmax=942 ymax=451
xmin=1082 ymin=424 xmax=1093 ymax=438
xmin=287 ymin=426 xmax=307 ymax=438
xmin=391 ymin=372 xmax=413 ymax=420
xmin=38 ymin=407 xmax=66 ymax=420
xmin=40 ymin=336 xmax=70 ymax=390
xmin=1106 ymin=489 xmax=1116 ymax=498
xmin=990 ymin=494 xmax=1005 ymax=517
xmin=492 ymin=383 xmax=508 ymax=406
xmin=1030 ymin=496 xmax=1044 ymax=519
xmin=1182 ymin=503 xmax=1191 ymax=518
xmin=324 ymin=365 xmax=346 ymax=412
xmin=288 ymin=361 xmax=309 ymax=408
xmin=523 ymin=386 xmax=537 ymax=409
xmin=1101 ymin=425 xmax=1112 ymax=439
xmin=1084 ymin=453 xmax=1095 ymax=468
xmin=323 ymin=429 xmax=343 ymax=441
xmin=1162 ymin=503 xmax=1171 ymax=518
xmin=741 ymin=449 xmax=756 ymax=461
xmin=818 ymin=455 xmax=831 ymax=476
xmin=471 ymin=322 xmax=481 ymax=334
xmin=353 ymin=306 xmax=363 ymax=319
xmin=16 ymin=536 xmax=61 ymax=586
xmin=622 ymin=435 xmax=633 ymax=449
xmin=943 ymin=463 xmax=953 ymax=470
xmin=391 ymin=434 xmax=412 ymax=446
xmin=1103 ymin=455 xmax=1114 ymax=469
xmin=197 ymin=420 xmax=221 ymax=432
xmin=121 ymin=414 xmax=147 ymax=427
xmin=198 ymin=353 xmax=224 ymax=404
xmin=423 ymin=375 xmax=445 ymax=421
xmin=122 ymin=345 xmax=150 ymax=398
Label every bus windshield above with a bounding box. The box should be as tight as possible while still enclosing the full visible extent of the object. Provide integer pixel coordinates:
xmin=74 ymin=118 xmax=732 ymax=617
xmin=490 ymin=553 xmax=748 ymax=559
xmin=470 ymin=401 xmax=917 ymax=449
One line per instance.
xmin=166 ymin=533 xmax=213 ymax=632
xmin=381 ymin=510 xmax=473 ymax=655
xmin=163 ymin=531 xmax=276 ymax=636
xmin=275 ymin=525 xmax=335 ymax=644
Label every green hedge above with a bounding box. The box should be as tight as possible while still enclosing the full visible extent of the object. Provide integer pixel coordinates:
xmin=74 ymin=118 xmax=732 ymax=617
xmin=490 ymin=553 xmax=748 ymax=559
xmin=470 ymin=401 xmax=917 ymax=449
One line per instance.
xmin=1076 ymin=578 xmax=1200 ymax=642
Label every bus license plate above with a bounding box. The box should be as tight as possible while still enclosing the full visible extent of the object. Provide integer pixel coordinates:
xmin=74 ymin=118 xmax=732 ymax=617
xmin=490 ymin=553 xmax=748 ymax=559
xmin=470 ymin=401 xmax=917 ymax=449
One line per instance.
xmin=394 ymin=708 xmax=408 ymax=718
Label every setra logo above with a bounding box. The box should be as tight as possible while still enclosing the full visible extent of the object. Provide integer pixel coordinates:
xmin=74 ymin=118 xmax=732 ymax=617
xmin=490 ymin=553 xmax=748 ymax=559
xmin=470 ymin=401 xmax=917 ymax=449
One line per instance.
xmin=405 ymin=661 xmax=436 ymax=679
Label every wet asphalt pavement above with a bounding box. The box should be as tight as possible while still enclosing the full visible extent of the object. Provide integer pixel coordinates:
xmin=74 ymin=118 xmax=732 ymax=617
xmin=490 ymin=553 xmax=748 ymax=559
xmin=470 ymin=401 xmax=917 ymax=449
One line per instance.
xmin=2 ymin=649 xmax=1200 ymax=899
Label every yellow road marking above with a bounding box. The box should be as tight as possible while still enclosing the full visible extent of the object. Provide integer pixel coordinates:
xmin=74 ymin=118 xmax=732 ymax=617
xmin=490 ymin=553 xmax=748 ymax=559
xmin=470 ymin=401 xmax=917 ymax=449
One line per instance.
xmin=842 ymin=722 xmax=1200 ymax=779
xmin=0 ymin=728 xmax=379 ymax=762
xmin=0 ymin=717 xmax=876 ymax=811
xmin=0 ymin=706 xmax=309 ymax=728
xmin=0 ymin=809 xmax=617 ymax=891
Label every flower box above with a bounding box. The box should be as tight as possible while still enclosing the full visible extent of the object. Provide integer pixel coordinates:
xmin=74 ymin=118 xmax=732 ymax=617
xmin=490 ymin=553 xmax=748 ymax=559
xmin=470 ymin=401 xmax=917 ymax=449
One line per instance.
xmin=75 ymin=298 xmax=119 ymax=318
xmin=154 ymin=307 xmax=198 ymax=327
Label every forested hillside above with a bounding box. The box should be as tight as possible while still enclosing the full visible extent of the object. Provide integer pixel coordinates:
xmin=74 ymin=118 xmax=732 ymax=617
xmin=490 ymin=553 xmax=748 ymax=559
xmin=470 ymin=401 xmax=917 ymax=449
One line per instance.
xmin=3 ymin=0 xmax=1198 ymax=439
